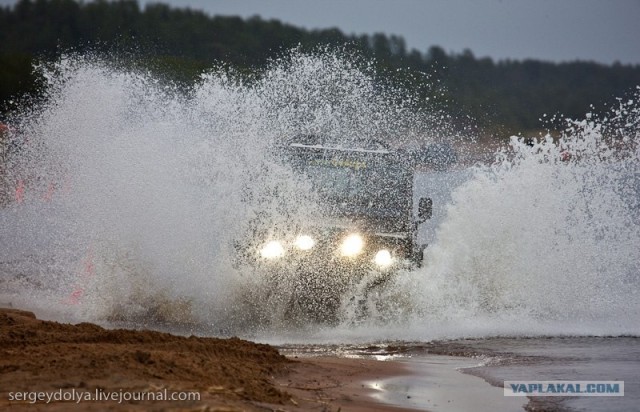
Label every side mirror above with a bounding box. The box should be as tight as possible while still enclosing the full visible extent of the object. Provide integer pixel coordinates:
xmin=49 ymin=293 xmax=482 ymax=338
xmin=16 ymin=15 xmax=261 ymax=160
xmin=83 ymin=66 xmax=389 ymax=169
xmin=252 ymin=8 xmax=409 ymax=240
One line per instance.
xmin=417 ymin=197 xmax=432 ymax=223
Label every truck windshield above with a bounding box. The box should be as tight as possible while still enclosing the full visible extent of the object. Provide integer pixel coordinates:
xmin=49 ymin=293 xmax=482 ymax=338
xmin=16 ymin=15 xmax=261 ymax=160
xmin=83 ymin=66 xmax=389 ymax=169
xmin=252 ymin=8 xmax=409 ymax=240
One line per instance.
xmin=304 ymin=163 xmax=409 ymax=215
xmin=306 ymin=166 xmax=366 ymax=198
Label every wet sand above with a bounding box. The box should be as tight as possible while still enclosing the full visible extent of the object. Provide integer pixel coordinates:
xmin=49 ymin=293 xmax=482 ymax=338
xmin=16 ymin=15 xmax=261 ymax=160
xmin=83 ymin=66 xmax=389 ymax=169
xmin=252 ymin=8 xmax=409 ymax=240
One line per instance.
xmin=0 ymin=307 xmax=418 ymax=411
xmin=366 ymin=356 xmax=526 ymax=412
xmin=0 ymin=306 xmax=528 ymax=411
xmin=3 ymin=307 xmax=634 ymax=411
xmin=278 ymin=345 xmax=527 ymax=412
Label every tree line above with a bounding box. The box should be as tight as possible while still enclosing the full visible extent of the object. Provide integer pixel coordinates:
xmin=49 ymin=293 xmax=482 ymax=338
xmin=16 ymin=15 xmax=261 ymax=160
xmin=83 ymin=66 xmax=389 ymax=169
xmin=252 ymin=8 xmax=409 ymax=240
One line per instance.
xmin=2 ymin=0 xmax=640 ymax=134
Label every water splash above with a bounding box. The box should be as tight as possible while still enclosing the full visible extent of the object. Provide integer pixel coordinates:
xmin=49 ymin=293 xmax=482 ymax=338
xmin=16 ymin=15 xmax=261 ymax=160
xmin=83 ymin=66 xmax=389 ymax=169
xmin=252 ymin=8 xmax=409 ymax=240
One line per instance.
xmin=347 ymin=93 xmax=640 ymax=342
xmin=1 ymin=51 xmax=638 ymax=342
xmin=0 ymin=50 xmax=433 ymax=331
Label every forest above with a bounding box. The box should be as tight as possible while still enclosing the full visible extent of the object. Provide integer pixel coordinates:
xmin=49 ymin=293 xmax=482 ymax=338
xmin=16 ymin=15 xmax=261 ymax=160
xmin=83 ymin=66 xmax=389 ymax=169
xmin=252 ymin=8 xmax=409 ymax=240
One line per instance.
xmin=1 ymin=0 xmax=640 ymax=135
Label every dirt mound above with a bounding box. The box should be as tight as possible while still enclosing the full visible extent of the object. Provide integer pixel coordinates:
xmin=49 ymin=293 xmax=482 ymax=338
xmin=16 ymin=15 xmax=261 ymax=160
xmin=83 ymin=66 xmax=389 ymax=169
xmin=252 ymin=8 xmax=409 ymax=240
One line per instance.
xmin=1 ymin=308 xmax=415 ymax=411
xmin=0 ymin=308 xmax=292 ymax=410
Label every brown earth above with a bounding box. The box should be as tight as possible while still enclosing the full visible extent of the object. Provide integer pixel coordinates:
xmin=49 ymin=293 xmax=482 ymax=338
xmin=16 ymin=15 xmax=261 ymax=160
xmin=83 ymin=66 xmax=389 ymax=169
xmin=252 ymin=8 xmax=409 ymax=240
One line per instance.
xmin=0 ymin=308 xmax=414 ymax=411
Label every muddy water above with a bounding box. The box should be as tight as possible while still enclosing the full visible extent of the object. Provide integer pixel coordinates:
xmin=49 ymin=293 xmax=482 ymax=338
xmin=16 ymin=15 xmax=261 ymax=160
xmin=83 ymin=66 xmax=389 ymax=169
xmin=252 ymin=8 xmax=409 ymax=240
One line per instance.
xmin=279 ymin=337 xmax=638 ymax=411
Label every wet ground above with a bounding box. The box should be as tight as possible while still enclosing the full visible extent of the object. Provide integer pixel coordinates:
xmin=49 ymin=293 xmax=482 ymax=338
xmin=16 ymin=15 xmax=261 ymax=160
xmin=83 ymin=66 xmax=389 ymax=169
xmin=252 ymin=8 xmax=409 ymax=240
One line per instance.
xmin=280 ymin=336 xmax=639 ymax=411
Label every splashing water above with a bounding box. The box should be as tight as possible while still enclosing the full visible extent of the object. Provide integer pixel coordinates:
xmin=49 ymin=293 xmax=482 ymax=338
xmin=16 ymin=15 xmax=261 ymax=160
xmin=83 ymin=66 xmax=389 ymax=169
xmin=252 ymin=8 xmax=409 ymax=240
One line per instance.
xmin=0 ymin=51 xmax=638 ymax=343
xmin=346 ymin=96 xmax=640 ymax=342
xmin=0 ymin=51 xmax=430 ymax=330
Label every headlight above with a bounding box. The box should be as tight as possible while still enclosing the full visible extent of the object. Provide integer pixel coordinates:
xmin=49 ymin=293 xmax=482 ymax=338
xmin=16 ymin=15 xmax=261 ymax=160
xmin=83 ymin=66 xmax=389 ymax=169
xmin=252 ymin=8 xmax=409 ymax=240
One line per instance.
xmin=260 ymin=240 xmax=285 ymax=259
xmin=340 ymin=233 xmax=364 ymax=257
xmin=374 ymin=249 xmax=393 ymax=267
xmin=294 ymin=235 xmax=315 ymax=250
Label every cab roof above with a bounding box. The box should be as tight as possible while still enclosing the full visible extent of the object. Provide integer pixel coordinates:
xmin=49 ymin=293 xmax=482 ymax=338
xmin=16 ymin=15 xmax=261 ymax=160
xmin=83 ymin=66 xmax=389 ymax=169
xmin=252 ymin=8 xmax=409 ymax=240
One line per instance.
xmin=288 ymin=142 xmax=392 ymax=155
xmin=286 ymin=134 xmax=394 ymax=155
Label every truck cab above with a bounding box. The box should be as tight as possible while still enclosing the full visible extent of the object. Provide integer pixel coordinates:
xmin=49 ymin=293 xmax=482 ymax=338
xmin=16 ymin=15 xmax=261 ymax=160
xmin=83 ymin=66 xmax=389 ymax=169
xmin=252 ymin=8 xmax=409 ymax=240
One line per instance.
xmin=279 ymin=136 xmax=430 ymax=269
xmin=239 ymin=135 xmax=432 ymax=323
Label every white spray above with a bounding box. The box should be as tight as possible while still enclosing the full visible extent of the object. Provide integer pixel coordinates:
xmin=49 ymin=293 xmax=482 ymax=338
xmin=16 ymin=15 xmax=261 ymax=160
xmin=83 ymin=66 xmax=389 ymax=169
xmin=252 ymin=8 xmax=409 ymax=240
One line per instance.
xmin=1 ymin=52 xmax=638 ymax=342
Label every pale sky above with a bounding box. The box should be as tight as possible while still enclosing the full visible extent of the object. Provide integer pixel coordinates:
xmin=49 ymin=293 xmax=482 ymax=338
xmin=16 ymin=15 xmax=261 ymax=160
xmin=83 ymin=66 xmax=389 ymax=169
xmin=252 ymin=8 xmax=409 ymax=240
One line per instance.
xmin=2 ymin=0 xmax=639 ymax=65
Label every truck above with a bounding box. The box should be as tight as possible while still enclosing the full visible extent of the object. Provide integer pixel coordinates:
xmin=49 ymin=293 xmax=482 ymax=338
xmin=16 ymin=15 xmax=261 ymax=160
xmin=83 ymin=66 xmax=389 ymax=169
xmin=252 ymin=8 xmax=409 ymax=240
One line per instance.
xmin=238 ymin=135 xmax=433 ymax=323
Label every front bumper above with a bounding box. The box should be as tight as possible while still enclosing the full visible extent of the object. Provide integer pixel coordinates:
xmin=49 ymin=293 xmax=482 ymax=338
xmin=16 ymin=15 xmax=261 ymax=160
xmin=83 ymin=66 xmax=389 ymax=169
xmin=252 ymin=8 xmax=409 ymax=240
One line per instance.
xmin=235 ymin=229 xmax=415 ymax=324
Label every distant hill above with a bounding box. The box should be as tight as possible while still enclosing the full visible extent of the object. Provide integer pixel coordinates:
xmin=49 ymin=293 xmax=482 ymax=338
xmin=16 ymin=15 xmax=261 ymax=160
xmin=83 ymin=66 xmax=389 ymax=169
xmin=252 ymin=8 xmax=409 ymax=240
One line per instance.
xmin=2 ymin=0 xmax=640 ymax=134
